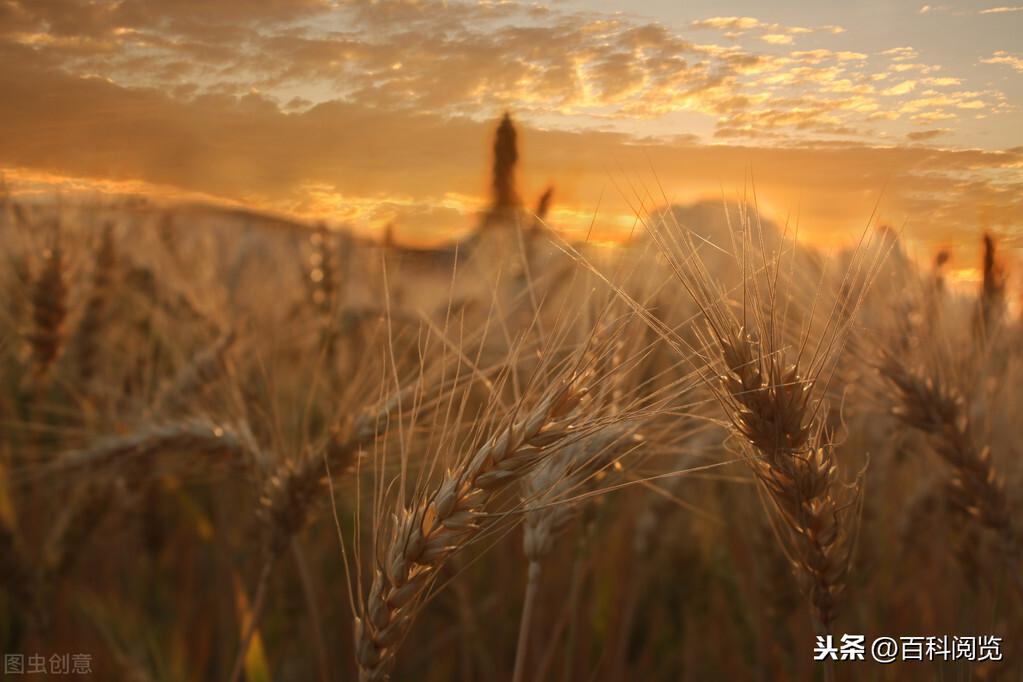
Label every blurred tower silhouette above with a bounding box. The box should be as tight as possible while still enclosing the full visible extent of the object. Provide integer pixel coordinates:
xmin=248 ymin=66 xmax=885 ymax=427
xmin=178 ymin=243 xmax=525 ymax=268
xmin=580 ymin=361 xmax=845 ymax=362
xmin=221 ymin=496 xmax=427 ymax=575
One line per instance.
xmin=933 ymin=249 xmax=950 ymax=292
xmin=533 ymin=186 xmax=553 ymax=224
xmin=472 ymin=113 xmax=559 ymax=286
xmin=975 ymin=232 xmax=1006 ymax=341
xmin=492 ymin=112 xmax=521 ymax=211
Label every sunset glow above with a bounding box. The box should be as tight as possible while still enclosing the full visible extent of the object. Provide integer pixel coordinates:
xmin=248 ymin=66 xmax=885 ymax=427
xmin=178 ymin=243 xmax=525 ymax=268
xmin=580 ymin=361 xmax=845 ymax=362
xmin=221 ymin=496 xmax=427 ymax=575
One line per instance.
xmin=1 ymin=0 xmax=1020 ymax=264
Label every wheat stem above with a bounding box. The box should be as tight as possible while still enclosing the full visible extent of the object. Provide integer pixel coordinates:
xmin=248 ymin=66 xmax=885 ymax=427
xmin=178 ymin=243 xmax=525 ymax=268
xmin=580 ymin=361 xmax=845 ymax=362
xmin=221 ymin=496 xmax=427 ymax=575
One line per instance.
xmin=511 ymin=560 xmax=542 ymax=682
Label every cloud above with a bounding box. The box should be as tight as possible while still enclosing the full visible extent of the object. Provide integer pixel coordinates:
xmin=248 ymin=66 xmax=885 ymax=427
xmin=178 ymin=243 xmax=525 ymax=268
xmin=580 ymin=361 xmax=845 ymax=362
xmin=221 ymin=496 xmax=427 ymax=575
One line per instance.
xmin=690 ymin=16 xmax=765 ymax=32
xmin=881 ymin=47 xmax=919 ymax=61
xmin=689 ymin=16 xmax=843 ymax=40
xmin=2 ymin=1 xmax=1004 ymax=147
xmin=882 ymin=80 xmax=918 ymax=96
xmin=790 ymin=49 xmax=867 ymax=63
xmin=906 ymin=128 xmax=950 ymax=141
xmin=979 ymin=5 xmax=1023 ymax=13
xmin=982 ymin=51 xmax=1023 ymax=72
xmin=0 ymin=1 xmax=1008 ymax=146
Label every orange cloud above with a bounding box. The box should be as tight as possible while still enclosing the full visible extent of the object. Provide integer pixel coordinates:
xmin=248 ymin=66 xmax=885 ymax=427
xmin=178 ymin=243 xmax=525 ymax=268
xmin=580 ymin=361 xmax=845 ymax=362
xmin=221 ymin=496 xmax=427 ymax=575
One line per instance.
xmin=0 ymin=0 xmax=1008 ymax=145
xmin=982 ymin=51 xmax=1023 ymax=72
xmin=689 ymin=16 xmax=843 ymax=39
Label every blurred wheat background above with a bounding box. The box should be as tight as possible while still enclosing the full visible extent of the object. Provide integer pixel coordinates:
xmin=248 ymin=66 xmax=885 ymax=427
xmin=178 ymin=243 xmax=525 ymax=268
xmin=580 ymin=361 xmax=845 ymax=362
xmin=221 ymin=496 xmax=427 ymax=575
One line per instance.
xmin=1 ymin=110 xmax=1021 ymax=681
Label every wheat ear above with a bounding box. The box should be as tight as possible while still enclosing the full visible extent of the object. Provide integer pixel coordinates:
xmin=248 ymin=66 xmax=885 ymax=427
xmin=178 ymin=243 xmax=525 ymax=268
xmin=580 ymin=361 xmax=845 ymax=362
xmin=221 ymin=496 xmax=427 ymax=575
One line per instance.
xmin=880 ymin=355 xmax=1020 ymax=585
xmin=355 ymin=371 xmax=590 ymax=681
xmin=718 ymin=326 xmax=856 ymax=632
xmin=227 ymin=390 xmax=407 ymax=682
xmin=513 ymin=423 xmax=634 ymax=682
xmin=38 ymin=420 xmax=257 ymax=592
xmin=155 ymin=331 xmax=236 ymax=413
xmin=69 ymin=223 xmax=117 ymax=387
xmin=27 ymin=239 xmax=68 ymax=382
xmin=53 ymin=419 xmax=256 ymax=474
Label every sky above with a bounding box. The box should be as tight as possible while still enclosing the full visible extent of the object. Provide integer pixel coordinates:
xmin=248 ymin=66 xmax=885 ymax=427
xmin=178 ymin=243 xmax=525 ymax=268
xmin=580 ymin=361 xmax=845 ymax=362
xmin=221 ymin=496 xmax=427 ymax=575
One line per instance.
xmin=0 ymin=0 xmax=1021 ymax=272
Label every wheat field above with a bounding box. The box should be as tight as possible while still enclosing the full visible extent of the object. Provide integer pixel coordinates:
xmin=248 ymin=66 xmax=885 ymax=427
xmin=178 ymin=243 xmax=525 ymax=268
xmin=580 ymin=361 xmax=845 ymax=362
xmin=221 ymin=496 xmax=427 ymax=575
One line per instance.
xmin=1 ymin=113 xmax=1021 ymax=682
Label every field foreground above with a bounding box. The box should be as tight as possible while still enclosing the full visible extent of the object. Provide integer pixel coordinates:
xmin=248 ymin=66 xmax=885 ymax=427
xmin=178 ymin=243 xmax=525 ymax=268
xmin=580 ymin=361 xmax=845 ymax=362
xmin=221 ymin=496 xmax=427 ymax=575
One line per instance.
xmin=1 ymin=190 xmax=1021 ymax=681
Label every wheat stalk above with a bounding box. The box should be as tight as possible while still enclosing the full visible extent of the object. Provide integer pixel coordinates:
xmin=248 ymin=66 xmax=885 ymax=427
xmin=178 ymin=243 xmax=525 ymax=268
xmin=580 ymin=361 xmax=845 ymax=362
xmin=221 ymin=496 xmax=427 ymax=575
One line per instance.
xmin=512 ymin=423 xmax=634 ymax=682
xmin=521 ymin=425 xmax=629 ymax=563
xmin=69 ymin=223 xmax=117 ymax=387
xmin=354 ymin=369 xmax=593 ymax=681
xmin=42 ymin=477 xmax=114 ymax=582
xmin=0 ymin=518 xmax=39 ymax=625
xmin=123 ymin=260 xmax=220 ymax=335
xmin=155 ymin=331 xmax=236 ymax=413
xmin=4 ymin=250 xmax=32 ymax=328
xmin=227 ymin=386 xmax=412 ymax=682
xmin=880 ymin=354 xmax=1020 ymax=584
xmin=27 ymin=238 xmax=68 ymax=382
xmin=717 ymin=325 xmax=857 ymax=633
xmin=35 ymin=420 xmax=259 ymax=601
xmin=52 ymin=419 xmax=257 ymax=474
xmin=642 ymin=205 xmax=863 ymax=633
